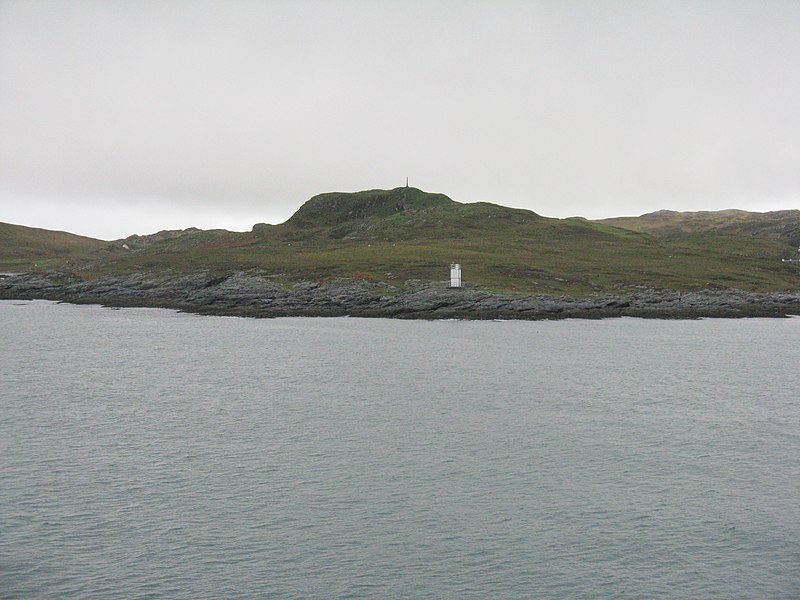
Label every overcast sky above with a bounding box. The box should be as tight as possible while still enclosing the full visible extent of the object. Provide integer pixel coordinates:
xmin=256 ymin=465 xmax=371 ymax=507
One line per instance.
xmin=1 ymin=0 xmax=799 ymax=240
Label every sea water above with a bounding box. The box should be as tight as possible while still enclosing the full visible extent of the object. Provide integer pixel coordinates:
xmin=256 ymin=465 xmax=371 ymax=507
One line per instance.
xmin=1 ymin=300 xmax=799 ymax=598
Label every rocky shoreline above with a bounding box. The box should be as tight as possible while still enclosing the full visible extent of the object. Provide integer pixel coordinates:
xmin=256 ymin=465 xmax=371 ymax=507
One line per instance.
xmin=2 ymin=270 xmax=800 ymax=320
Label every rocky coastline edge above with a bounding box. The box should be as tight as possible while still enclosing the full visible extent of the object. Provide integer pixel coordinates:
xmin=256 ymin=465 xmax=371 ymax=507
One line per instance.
xmin=2 ymin=271 xmax=800 ymax=320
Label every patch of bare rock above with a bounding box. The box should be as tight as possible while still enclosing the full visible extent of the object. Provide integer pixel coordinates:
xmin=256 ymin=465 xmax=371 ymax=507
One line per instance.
xmin=2 ymin=271 xmax=800 ymax=320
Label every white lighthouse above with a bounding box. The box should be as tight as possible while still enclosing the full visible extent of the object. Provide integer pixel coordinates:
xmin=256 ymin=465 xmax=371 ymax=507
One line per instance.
xmin=449 ymin=263 xmax=462 ymax=288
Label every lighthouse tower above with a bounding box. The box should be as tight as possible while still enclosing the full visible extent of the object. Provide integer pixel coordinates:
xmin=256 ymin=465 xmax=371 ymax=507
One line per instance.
xmin=449 ymin=263 xmax=462 ymax=288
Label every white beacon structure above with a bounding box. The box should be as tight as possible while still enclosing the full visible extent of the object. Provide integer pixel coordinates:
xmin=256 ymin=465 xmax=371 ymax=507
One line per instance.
xmin=449 ymin=263 xmax=462 ymax=288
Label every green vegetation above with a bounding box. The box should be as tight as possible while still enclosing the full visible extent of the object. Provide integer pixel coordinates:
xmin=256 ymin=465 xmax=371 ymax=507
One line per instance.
xmin=3 ymin=188 xmax=800 ymax=294
xmin=0 ymin=222 xmax=118 ymax=271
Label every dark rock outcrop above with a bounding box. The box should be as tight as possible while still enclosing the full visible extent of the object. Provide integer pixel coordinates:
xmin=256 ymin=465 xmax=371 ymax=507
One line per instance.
xmin=2 ymin=271 xmax=800 ymax=320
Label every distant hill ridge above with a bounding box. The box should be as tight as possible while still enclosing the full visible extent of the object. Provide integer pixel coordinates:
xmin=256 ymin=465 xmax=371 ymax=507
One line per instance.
xmin=2 ymin=187 xmax=800 ymax=294
xmin=600 ymin=208 xmax=800 ymax=243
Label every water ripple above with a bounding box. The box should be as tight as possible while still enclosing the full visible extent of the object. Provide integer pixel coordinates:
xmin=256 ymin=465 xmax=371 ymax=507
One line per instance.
xmin=1 ymin=302 xmax=799 ymax=598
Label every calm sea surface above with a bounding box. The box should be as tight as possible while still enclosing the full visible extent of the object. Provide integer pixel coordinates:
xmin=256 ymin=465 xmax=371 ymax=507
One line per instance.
xmin=1 ymin=300 xmax=799 ymax=599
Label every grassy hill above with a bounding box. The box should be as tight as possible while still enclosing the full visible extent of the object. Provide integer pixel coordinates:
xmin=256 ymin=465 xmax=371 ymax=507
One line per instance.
xmin=0 ymin=222 xmax=116 ymax=272
xmin=3 ymin=189 xmax=800 ymax=294
xmin=599 ymin=209 xmax=800 ymax=244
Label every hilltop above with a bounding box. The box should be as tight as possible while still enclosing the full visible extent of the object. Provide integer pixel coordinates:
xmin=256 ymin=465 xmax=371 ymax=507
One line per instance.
xmin=284 ymin=187 xmax=457 ymax=228
xmin=2 ymin=187 xmax=800 ymax=319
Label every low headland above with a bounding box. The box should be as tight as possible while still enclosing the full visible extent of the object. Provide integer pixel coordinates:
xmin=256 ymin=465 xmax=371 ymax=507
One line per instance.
xmin=2 ymin=188 xmax=800 ymax=320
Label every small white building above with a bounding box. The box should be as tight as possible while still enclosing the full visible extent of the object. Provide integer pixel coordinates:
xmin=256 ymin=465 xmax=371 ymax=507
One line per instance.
xmin=449 ymin=263 xmax=462 ymax=288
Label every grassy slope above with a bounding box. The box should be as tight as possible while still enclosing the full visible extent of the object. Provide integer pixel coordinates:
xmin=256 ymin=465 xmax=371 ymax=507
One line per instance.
xmin=0 ymin=222 xmax=116 ymax=271
xmin=4 ymin=190 xmax=800 ymax=294
xmin=599 ymin=209 xmax=800 ymax=243
xmin=596 ymin=209 xmax=800 ymax=290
